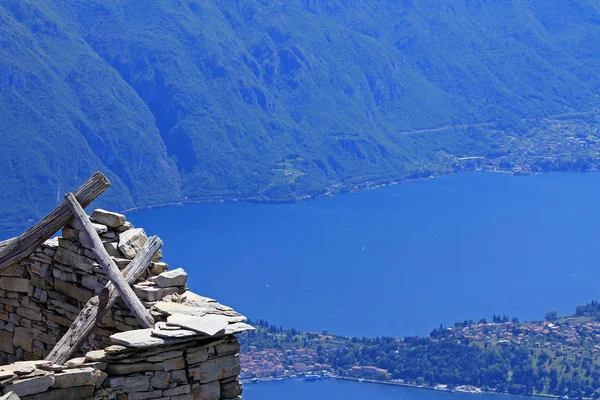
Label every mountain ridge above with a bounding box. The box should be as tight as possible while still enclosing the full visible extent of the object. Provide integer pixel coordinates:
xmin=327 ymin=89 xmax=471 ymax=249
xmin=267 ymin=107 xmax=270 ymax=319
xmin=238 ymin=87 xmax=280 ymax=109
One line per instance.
xmin=2 ymin=0 xmax=600 ymax=229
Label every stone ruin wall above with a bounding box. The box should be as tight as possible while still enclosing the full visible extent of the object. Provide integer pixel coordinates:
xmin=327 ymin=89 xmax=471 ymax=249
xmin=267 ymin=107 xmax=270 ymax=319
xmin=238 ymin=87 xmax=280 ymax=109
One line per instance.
xmin=0 ymin=209 xmax=251 ymax=400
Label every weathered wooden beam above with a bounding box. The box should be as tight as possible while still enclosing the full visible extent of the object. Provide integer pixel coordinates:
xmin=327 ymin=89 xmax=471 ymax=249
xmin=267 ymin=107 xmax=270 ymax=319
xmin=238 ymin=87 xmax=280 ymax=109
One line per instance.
xmin=64 ymin=193 xmax=155 ymax=328
xmin=0 ymin=172 xmax=111 ymax=271
xmin=46 ymin=236 xmax=163 ymax=364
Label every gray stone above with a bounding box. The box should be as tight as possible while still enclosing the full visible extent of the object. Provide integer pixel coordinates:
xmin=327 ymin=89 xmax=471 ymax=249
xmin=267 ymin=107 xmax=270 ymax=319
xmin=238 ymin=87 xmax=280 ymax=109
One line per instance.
xmin=61 ymin=228 xmax=79 ymax=241
xmin=171 ymin=395 xmax=194 ymax=400
xmin=0 ymin=277 xmax=29 ymax=293
xmin=57 ymin=238 xmax=79 ymax=253
xmin=149 ymin=371 xmax=170 ymax=389
xmin=225 ymin=322 xmax=255 ymax=335
xmin=0 ymin=264 xmax=24 ymax=278
xmin=166 ymin=314 xmax=229 ymax=337
xmin=64 ymin=358 xmax=86 ymax=367
xmin=53 ymin=248 xmax=94 ymax=273
xmin=22 ymin=386 xmax=94 ymax=400
xmin=94 ymin=370 xmax=108 ymax=388
xmin=0 ymin=392 xmax=20 ymax=400
xmin=3 ymin=373 xmax=54 ymax=397
xmin=103 ymin=242 xmax=122 ymax=257
xmin=163 ymin=356 xmax=186 ymax=372
xmin=53 ymin=368 xmax=96 ymax=388
xmin=186 ymin=348 xmax=208 ymax=365
xmin=13 ymin=327 xmax=35 ymax=352
xmin=146 ymin=350 xmax=183 ymax=363
xmin=149 ymin=268 xmax=187 ymax=288
xmin=108 ymin=375 xmax=149 ymax=392
xmin=151 ymin=327 xmax=198 ymax=339
xmin=81 ymin=275 xmax=102 ymax=292
xmin=134 ymin=285 xmax=182 ymax=302
xmin=114 ymin=221 xmax=134 ymax=232
xmin=152 ymin=302 xmax=244 ymax=321
xmin=171 ymin=369 xmax=188 ymax=384
xmin=54 ymin=279 xmax=94 ymax=303
xmin=105 ymin=362 xmax=163 ymax=375
xmin=0 ymin=330 xmax=13 ymax=353
xmin=110 ymin=329 xmax=195 ymax=348
xmin=119 ymin=228 xmax=163 ymax=260
xmin=190 ymin=354 xmax=239 ymax=383
xmin=83 ymin=350 xmax=108 ymax=362
xmin=113 ymin=257 xmax=131 ymax=269
xmin=149 ymin=262 xmax=169 ymax=276
xmin=78 ymin=231 xmax=93 ymax=249
xmin=128 ymin=390 xmax=165 ymax=400
xmin=164 ymin=384 xmax=191 ymax=396
xmin=92 ymin=223 xmax=108 ymax=234
xmin=215 ymin=341 xmax=241 ymax=356
xmin=0 ymin=370 xmax=16 ymax=380
xmin=192 ymin=380 xmax=220 ymax=400
xmin=91 ymin=209 xmax=126 ymax=228
xmin=221 ymin=379 xmax=243 ymax=398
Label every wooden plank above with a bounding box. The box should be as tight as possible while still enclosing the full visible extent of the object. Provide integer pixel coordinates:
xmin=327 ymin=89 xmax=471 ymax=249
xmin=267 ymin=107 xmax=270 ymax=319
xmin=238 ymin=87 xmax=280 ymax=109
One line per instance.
xmin=46 ymin=236 xmax=163 ymax=364
xmin=64 ymin=193 xmax=155 ymax=329
xmin=0 ymin=172 xmax=111 ymax=271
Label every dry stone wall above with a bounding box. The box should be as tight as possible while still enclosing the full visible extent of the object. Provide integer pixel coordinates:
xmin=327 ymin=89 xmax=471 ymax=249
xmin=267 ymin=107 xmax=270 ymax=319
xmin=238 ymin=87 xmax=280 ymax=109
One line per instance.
xmin=0 ymin=209 xmax=252 ymax=399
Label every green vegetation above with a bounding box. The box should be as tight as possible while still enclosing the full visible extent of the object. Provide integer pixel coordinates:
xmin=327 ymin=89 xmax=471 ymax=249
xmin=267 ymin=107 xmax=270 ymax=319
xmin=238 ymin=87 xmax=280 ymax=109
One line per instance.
xmin=241 ymin=303 xmax=600 ymax=398
xmin=4 ymin=1 xmax=600 ymax=229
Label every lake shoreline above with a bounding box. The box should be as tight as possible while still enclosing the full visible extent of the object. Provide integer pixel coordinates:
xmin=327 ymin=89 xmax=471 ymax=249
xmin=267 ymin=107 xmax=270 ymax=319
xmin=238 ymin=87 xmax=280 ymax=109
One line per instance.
xmin=120 ymin=167 xmax=599 ymax=216
xmin=2 ymin=168 xmax=596 ymax=234
xmin=245 ymin=376 xmax=566 ymax=400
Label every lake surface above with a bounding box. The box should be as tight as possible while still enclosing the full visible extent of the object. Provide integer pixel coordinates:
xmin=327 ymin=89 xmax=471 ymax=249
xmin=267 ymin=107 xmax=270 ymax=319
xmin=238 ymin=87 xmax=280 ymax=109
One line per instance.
xmin=126 ymin=171 xmax=600 ymax=337
xmin=243 ymin=379 xmax=516 ymax=400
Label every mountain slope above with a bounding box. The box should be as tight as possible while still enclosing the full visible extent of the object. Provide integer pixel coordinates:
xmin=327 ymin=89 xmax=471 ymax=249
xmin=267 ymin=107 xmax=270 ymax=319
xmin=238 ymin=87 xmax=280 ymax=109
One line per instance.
xmin=1 ymin=0 xmax=600 ymax=229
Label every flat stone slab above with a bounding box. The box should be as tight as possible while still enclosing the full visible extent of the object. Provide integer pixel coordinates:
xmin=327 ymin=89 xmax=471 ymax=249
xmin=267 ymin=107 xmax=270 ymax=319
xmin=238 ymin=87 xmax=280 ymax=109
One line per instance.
xmin=166 ymin=314 xmax=229 ymax=337
xmin=0 ymin=371 xmax=16 ymax=381
xmin=110 ymin=328 xmax=196 ymax=348
xmin=53 ymin=368 xmax=96 ymax=388
xmin=91 ymin=209 xmax=126 ymax=227
xmin=151 ymin=326 xmax=198 ymax=339
xmin=149 ymin=268 xmax=187 ymax=288
xmin=3 ymin=373 xmax=54 ymax=397
xmin=152 ymin=301 xmax=244 ymax=320
xmin=134 ymin=285 xmax=182 ymax=302
xmin=225 ymin=322 xmax=255 ymax=335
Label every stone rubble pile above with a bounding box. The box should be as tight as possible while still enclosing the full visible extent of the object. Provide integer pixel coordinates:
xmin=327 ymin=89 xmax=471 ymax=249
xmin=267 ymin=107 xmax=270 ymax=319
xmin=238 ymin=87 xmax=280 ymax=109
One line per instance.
xmin=0 ymin=208 xmax=253 ymax=399
xmin=0 ymin=209 xmax=177 ymax=364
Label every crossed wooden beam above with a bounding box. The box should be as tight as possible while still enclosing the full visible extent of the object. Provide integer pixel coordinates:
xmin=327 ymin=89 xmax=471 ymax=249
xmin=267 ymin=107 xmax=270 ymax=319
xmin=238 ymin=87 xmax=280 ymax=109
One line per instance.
xmin=0 ymin=173 xmax=161 ymax=364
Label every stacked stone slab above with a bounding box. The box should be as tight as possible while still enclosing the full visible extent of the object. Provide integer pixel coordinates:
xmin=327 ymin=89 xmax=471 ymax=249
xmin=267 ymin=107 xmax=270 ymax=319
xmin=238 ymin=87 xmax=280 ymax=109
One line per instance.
xmin=0 ymin=208 xmax=252 ymax=399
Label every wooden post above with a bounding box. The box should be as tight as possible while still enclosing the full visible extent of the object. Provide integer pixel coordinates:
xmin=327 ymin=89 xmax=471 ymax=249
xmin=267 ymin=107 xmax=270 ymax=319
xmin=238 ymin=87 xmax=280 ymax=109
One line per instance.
xmin=46 ymin=236 xmax=163 ymax=364
xmin=0 ymin=172 xmax=111 ymax=271
xmin=64 ymin=193 xmax=155 ymax=328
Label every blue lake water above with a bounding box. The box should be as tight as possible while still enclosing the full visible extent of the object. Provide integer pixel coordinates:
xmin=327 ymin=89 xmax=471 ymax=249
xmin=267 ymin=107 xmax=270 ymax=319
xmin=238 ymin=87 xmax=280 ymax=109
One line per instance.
xmin=123 ymin=171 xmax=600 ymax=338
xmin=243 ymin=379 xmax=516 ymax=400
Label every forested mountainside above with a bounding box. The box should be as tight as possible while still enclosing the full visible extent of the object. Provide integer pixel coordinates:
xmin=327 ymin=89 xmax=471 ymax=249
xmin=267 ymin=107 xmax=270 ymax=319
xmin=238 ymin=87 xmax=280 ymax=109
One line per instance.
xmin=2 ymin=0 xmax=600 ymax=229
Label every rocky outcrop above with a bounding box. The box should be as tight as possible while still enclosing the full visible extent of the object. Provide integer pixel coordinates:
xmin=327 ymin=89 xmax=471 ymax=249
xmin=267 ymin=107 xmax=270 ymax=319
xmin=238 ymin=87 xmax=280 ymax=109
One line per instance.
xmin=0 ymin=208 xmax=251 ymax=399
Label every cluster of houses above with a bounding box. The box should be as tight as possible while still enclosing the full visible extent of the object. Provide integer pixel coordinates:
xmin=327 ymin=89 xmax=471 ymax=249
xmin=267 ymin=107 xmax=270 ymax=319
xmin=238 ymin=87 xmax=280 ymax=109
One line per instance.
xmin=240 ymin=346 xmax=332 ymax=379
xmin=435 ymin=318 xmax=600 ymax=352
xmin=454 ymin=118 xmax=600 ymax=175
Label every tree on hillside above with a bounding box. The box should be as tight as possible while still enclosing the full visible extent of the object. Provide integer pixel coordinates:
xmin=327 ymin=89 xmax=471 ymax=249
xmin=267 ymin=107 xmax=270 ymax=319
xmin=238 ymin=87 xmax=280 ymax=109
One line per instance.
xmin=545 ymin=311 xmax=559 ymax=322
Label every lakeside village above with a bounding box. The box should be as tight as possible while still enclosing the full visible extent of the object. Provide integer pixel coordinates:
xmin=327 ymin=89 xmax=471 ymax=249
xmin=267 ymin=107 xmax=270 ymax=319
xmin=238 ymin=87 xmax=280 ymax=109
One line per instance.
xmin=339 ymin=115 xmax=600 ymax=198
xmin=452 ymin=117 xmax=600 ymax=176
xmin=238 ymin=308 xmax=600 ymax=397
